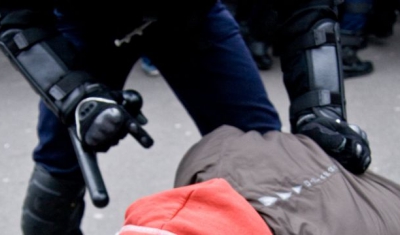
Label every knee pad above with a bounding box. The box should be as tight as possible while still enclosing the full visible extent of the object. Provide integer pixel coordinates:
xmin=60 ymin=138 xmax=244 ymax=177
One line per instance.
xmin=21 ymin=165 xmax=85 ymax=235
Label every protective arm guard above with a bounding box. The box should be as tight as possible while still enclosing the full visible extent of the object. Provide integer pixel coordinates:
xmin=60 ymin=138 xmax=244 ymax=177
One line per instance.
xmin=0 ymin=9 xmax=153 ymax=207
xmin=274 ymin=3 xmax=346 ymax=128
xmin=0 ymin=9 xmax=95 ymax=124
xmin=275 ymin=1 xmax=371 ymax=174
xmin=289 ymin=19 xmax=345 ymax=128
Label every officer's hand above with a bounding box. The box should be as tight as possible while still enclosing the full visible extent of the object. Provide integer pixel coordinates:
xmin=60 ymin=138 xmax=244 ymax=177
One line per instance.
xmin=75 ymin=87 xmax=153 ymax=152
xmin=296 ymin=114 xmax=371 ymax=174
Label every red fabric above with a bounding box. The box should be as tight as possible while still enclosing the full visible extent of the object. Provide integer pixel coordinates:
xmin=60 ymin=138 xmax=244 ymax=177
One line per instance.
xmin=119 ymin=178 xmax=273 ymax=235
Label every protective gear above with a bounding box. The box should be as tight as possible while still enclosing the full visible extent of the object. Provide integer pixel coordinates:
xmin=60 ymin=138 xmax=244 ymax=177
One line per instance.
xmin=21 ymin=165 xmax=85 ymax=235
xmin=296 ymin=115 xmax=371 ymax=174
xmin=75 ymin=87 xmax=153 ymax=152
xmin=275 ymin=2 xmax=371 ymax=174
xmin=0 ymin=9 xmax=95 ymax=123
xmin=0 ymin=9 xmax=153 ymax=151
xmin=284 ymin=19 xmax=346 ymax=125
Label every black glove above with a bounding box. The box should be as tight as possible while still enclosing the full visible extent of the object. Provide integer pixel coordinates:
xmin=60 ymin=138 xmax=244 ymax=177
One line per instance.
xmin=295 ymin=113 xmax=371 ymax=174
xmin=75 ymin=86 xmax=153 ymax=152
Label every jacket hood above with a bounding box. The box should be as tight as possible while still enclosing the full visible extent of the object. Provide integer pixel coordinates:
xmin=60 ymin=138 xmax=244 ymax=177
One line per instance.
xmin=118 ymin=178 xmax=273 ymax=235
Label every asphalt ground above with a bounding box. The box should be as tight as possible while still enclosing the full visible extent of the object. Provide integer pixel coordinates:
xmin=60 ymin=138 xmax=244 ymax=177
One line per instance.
xmin=0 ymin=21 xmax=399 ymax=234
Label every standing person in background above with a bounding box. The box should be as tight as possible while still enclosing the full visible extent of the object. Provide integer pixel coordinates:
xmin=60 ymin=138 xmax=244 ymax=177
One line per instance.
xmin=364 ymin=0 xmax=399 ymax=39
xmin=0 ymin=0 xmax=371 ymax=234
xmin=337 ymin=0 xmax=400 ymax=78
xmin=222 ymin=0 xmax=276 ymax=70
xmin=338 ymin=0 xmax=375 ymax=78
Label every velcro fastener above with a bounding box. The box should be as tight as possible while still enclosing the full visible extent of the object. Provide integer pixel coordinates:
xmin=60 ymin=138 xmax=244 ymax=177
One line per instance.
xmin=281 ymin=29 xmax=337 ymax=55
xmin=4 ymin=27 xmax=54 ymax=55
xmin=340 ymin=33 xmax=364 ymax=47
xmin=49 ymin=71 xmax=92 ymax=101
xmin=13 ymin=27 xmax=53 ymax=50
xmin=290 ymin=90 xmax=342 ymax=116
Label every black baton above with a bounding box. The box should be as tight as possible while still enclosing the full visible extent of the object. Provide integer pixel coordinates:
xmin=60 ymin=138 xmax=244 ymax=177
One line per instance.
xmin=68 ymin=127 xmax=109 ymax=208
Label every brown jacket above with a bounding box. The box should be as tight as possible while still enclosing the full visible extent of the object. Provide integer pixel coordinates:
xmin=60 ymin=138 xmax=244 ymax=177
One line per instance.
xmin=175 ymin=125 xmax=400 ymax=235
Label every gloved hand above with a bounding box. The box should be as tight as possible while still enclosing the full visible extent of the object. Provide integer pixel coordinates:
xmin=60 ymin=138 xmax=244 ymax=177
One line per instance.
xmin=295 ymin=113 xmax=371 ymax=174
xmin=75 ymin=85 xmax=153 ymax=152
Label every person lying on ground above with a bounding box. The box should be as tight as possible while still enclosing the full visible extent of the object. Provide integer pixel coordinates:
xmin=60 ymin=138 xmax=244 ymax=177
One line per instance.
xmin=118 ymin=125 xmax=400 ymax=235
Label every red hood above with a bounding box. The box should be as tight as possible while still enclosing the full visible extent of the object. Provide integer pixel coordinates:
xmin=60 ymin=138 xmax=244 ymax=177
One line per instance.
xmin=118 ymin=178 xmax=273 ymax=235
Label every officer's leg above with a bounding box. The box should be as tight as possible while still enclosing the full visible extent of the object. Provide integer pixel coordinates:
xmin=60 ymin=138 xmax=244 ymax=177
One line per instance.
xmin=20 ymin=9 xmax=141 ymax=234
xmin=142 ymin=1 xmax=281 ymax=135
xmin=244 ymin=17 xmax=274 ymax=71
xmin=339 ymin=0 xmax=374 ymax=78
xmin=246 ymin=0 xmax=275 ymax=70
xmin=21 ymin=164 xmax=85 ymax=235
xmin=21 ymin=100 xmax=85 ymax=235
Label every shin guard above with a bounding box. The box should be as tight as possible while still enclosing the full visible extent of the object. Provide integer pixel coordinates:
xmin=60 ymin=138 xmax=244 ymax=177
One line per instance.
xmin=21 ymin=165 xmax=85 ymax=235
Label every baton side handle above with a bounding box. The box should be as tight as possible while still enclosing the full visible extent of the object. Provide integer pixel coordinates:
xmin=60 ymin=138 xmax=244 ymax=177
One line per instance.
xmin=68 ymin=127 xmax=109 ymax=208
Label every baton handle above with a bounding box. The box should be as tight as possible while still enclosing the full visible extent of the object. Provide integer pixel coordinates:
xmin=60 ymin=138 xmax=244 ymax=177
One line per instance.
xmin=68 ymin=127 xmax=109 ymax=208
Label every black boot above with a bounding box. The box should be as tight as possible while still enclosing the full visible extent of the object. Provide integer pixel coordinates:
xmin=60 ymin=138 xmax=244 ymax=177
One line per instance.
xmin=21 ymin=165 xmax=86 ymax=235
xmin=239 ymin=21 xmax=274 ymax=71
xmin=340 ymin=30 xmax=373 ymax=78
xmin=342 ymin=46 xmax=374 ymax=78
xmin=248 ymin=40 xmax=273 ymax=71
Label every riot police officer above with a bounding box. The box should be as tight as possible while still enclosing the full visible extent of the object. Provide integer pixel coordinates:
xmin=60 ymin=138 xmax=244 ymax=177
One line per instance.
xmin=0 ymin=0 xmax=371 ymax=234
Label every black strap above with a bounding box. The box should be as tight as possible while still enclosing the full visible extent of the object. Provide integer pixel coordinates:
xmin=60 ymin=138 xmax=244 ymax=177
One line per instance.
xmin=340 ymin=32 xmax=364 ymax=47
xmin=13 ymin=27 xmax=53 ymax=49
xmin=281 ymin=29 xmax=338 ymax=55
xmin=290 ymin=90 xmax=342 ymax=116
xmin=49 ymin=71 xmax=92 ymax=101
xmin=4 ymin=27 xmax=54 ymax=55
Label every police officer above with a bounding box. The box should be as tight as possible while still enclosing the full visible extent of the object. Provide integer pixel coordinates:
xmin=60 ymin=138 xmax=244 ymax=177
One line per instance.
xmin=0 ymin=0 xmax=371 ymax=234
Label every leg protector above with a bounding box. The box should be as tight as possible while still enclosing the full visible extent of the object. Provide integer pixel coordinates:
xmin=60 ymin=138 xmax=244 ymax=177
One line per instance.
xmin=21 ymin=165 xmax=85 ymax=235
